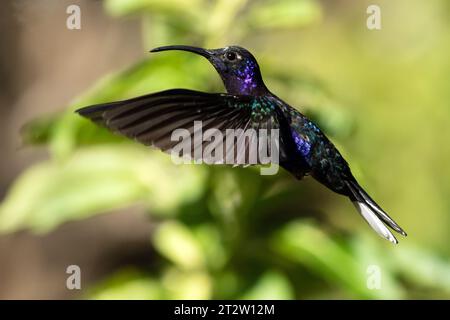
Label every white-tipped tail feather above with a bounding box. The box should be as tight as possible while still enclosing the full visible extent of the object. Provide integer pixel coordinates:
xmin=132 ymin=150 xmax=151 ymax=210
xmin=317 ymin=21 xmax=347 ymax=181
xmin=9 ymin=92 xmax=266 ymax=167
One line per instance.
xmin=352 ymin=201 xmax=398 ymax=244
xmin=345 ymin=180 xmax=406 ymax=244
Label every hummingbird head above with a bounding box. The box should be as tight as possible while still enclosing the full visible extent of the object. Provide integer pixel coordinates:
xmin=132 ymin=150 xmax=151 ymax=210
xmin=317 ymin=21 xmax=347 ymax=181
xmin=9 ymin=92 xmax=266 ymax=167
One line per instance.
xmin=150 ymin=45 xmax=268 ymax=96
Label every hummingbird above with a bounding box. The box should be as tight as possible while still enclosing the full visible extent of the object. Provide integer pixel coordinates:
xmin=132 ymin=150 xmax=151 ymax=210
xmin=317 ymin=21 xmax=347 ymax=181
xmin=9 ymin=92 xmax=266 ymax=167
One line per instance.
xmin=76 ymin=45 xmax=406 ymax=244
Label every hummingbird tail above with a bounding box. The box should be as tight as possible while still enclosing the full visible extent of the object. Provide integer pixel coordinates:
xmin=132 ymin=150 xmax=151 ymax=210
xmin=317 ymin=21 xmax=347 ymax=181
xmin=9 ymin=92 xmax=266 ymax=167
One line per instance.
xmin=345 ymin=180 xmax=407 ymax=244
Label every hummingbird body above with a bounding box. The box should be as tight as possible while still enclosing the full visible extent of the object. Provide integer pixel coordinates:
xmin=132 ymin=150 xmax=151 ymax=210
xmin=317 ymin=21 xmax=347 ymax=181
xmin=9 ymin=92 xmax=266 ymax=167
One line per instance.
xmin=77 ymin=45 xmax=406 ymax=243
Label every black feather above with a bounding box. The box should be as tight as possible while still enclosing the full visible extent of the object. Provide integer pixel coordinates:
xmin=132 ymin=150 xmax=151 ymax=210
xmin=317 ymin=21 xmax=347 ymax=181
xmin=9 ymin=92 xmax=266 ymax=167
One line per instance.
xmin=76 ymin=89 xmax=287 ymax=166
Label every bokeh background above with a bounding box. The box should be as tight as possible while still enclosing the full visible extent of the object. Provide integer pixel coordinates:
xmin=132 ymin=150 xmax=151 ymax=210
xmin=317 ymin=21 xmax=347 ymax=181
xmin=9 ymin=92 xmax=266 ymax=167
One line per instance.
xmin=0 ymin=0 xmax=449 ymax=299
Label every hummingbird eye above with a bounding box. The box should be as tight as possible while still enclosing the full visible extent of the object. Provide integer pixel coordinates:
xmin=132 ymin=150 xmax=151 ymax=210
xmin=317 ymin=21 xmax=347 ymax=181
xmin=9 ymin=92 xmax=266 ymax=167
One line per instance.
xmin=225 ymin=51 xmax=237 ymax=61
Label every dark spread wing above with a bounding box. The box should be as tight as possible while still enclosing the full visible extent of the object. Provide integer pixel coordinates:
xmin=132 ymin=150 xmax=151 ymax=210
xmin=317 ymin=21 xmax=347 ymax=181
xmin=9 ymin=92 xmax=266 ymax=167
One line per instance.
xmin=76 ymin=89 xmax=291 ymax=166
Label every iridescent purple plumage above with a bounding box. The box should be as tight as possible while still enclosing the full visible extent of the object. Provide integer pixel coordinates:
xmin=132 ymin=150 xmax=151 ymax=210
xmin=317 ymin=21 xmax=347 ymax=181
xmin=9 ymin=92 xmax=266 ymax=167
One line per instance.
xmin=236 ymin=60 xmax=258 ymax=94
xmin=292 ymin=131 xmax=311 ymax=158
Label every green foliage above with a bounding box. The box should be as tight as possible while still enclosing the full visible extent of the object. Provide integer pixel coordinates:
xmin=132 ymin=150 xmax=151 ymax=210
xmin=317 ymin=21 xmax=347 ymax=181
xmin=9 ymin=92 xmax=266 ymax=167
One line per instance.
xmin=1 ymin=0 xmax=450 ymax=299
xmin=0 ymin=146 xmax=206 ymax=233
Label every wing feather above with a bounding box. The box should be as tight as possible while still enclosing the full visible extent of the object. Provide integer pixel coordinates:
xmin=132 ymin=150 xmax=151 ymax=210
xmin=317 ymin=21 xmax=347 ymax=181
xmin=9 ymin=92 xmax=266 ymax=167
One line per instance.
xmin=76 ymin=89 xmax=287 ymax=166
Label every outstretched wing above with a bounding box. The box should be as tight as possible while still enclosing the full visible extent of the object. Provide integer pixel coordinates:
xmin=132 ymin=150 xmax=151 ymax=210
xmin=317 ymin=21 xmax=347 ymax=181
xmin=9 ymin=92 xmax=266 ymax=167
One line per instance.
xmin=76 ymin=89 xmax=292 ymax=166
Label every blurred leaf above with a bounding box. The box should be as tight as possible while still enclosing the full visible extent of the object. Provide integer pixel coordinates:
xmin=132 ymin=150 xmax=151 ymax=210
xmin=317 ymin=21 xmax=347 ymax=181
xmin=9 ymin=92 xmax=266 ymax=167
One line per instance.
xmin=240 ymin=271 xmax=294 ymax=299
xmin=194 ymin=224 xmax=227 ymax=270
xmin=247 ymin=0 xmax=322 ymax=30
xmin=162 ymin=267 xmax=212 ymax=299
xmin=89 ymin=269 xmax=162 ymax=299
xmin=209 ymin=169 xmax=261 ymax=220
xmin=392 ymin=245 xmax=450 ymax=295
xmin=272 ymin=220 xmax=399 ymax=299
xmin=350 ymin=234 xmax=406 ymax=299
xmin=20 ymin=114 xmax=60 ymax=145
xmin=203 ymin=0 xmax=249 ymax=47
xmin=0 ymin=145 xmax=206 ymax=233
xmin=104 ymin=0 xmax=204 ymax=19
xmin=153 ymin=221 xmax=206 ymax=269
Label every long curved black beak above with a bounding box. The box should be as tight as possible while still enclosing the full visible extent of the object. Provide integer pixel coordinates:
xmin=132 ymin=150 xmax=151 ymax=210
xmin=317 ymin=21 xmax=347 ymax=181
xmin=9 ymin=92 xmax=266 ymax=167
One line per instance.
xmin=150 ymin=45 xmax=212 ymax=59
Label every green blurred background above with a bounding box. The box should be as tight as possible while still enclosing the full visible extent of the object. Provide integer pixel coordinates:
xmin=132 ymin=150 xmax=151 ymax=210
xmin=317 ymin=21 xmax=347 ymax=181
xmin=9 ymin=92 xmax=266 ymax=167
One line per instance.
xmin=0 ymin=0 xmax=449 ymax=299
